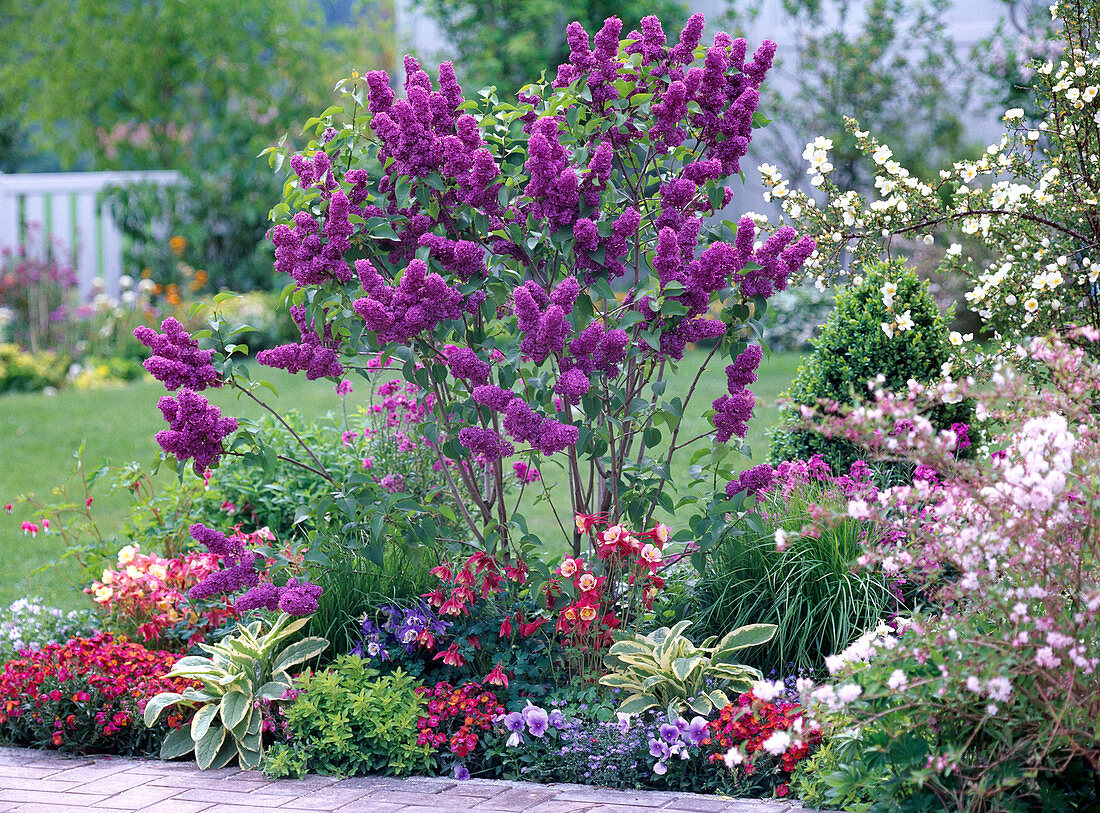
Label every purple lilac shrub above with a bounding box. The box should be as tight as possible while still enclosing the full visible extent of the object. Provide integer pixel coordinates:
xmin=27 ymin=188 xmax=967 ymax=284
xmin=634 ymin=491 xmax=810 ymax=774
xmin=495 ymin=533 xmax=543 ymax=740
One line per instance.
xmin=152 ymin=11 xmax=814 ymax=561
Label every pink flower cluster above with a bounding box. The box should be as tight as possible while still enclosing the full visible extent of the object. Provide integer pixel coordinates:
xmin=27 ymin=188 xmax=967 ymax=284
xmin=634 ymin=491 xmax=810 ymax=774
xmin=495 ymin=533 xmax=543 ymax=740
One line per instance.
xmin=85 ymin=544 xmax=237 ymax=647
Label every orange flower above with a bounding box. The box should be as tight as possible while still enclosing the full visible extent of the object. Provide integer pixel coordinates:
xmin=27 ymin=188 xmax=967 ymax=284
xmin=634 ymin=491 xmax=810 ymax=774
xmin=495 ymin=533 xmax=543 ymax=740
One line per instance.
xmin=168 ymin=235 xmax=187 ymax=256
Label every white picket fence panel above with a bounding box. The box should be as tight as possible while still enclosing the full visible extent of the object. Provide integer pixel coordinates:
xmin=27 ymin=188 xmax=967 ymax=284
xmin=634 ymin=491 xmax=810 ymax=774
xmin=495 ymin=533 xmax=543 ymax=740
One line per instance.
xmin=0 ymin=170 xmax=179 ymax=299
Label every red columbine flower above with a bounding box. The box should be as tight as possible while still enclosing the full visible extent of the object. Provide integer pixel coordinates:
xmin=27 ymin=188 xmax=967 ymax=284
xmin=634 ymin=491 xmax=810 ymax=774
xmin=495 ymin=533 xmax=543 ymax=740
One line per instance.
xmin=498 ymin=616 xmax=513 ymax=638
xmin=574 ymin=512 xmax=607 ymax=534
xmin=519 ymin=616 xmax=548 ymax=637
xmin=4 ymin=503 xmax=11 ymax=513
xmin=483 ymin=663 xmax=510 ymax=688
xmin=558 ymin=557 xmax=584 ymax=578
xmin=504 ymin=559 xmax=528 ymax=584
xmin=433 ymin=643 xmax=465 ymax=667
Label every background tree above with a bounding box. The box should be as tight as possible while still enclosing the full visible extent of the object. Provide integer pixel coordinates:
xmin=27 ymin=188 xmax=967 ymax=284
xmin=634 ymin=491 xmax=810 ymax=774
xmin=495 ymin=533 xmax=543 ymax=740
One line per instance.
xmin=408 ymin=0 xmax=687 ymax=94
xmin=723 ymin=0 xmax=973 ymax=192
xmin=0 ymin=0 xmax=396 ymax=290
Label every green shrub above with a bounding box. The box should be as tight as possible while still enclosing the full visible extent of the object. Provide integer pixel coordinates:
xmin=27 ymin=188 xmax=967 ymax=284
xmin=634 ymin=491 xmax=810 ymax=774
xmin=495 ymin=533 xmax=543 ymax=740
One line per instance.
xmin=0 ymin=343 xmax=68 ymax=393
xmin=264 ymin=656 xmax=433 ymax=778
xmin=769 ymin=260 xmax=971 ymax=473
xmin=693 ymin=472 xmax=896 ymax=673
xmin=789 ymin=727 xmax=879 ymax=810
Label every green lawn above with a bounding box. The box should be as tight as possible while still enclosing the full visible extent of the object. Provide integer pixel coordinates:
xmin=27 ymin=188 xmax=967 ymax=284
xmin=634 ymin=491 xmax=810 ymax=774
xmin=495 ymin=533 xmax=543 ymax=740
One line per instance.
xmin=0 ymin=350 xmax=803 ymax=608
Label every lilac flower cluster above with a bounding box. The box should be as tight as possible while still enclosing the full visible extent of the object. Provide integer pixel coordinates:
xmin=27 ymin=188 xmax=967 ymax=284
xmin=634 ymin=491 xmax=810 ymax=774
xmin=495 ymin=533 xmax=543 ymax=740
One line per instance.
xmin=133 ymin=317 xmax=221 ymax=391
xmin=711 ymin=344 xmax=763 ymax=443
xmin=445 ymin=346 xmax=491 ymax=387
xmin=466 ymin=386 xmax=579 ymax=457
xmin=726 ymin=462 xmax=776 ymax=498
xmin=512 ymin=278 xmax=580 ymax=364
xmin=155 ymin=390 xmax=238 ymax=475
xmin=353 ymin=258 xmax=465 ymax=344
xmin=270 ymin=190 xmax=355 ymax=287
xmin=740 ymin=226 xmax=816 ymax=299
xmin=187 ymin=523 xmax=260 ymax=601
xmin=458 ymin=426 xmax=514 ymax=462
xmin=256 ymin=305 xmax=345 ymax=380
xmin=188 ymin=524 xmax=324 ymax=616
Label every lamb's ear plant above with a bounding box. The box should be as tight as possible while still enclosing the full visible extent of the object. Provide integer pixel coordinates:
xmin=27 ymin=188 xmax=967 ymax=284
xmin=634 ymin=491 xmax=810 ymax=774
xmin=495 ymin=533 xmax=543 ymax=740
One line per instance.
xmin=144 ymin=613 xmax=328 ymax=769
xmin=599 ymin=620 xmax=776 ymax=719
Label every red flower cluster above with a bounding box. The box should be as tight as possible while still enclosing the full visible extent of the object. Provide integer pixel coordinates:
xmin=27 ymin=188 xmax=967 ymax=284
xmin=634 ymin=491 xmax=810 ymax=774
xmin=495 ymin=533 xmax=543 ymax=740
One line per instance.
xmin=86 ymin=544 xmax=238 ymax=647
xmin=703 ymin=691 xmax=821 ymax=775
xmin=414 ymin=681 xmax=504 ymax=759
xmin=424 ymin=551 xmax=528 ymax=617
xmin=0 ymin=634 xmax=196 ymax=753
xmin=546 ymin=516 xmax=670 ymax=649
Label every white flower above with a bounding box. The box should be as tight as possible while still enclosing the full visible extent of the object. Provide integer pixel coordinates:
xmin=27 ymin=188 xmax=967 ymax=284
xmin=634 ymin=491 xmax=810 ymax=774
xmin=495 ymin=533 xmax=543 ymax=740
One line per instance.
xmin=1024 ymin=297 xmax=1040 ymax=313
xmin=723 ymin=747 xmax=744 ymax=768
xmin=752 ymin=679 xmax=786 ymax=702
xmin=887 ymin=669 xmax=908 ymax=690
xmin=761 ymin=731 xmax=792 ymax=756
xmin=880 ymin=322 xmax=895 ymax=338
xmin=836 ymin=683 xmax=863 ymax=704
xmin=1004 ymin=108 xmax=1024 ymax=120
xmin=117 ymin=544 xmax=139 ymax=565
xmin=871 ymin=144 xmax=893 ymax=164
xmin=949 ymin=331 xmax=973 ymax=346
xmin=946 ymin=243 xmax=962 ymax=257
xmin=774 ymin=528 xmax=788 ymax=552
xmin=895 ymin=310 xmax=915 ymax=332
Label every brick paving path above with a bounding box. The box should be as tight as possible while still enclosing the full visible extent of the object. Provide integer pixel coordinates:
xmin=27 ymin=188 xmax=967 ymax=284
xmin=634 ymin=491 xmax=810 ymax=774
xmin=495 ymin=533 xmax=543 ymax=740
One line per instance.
xmin=0 ymin=746 xmax=820 ymax=813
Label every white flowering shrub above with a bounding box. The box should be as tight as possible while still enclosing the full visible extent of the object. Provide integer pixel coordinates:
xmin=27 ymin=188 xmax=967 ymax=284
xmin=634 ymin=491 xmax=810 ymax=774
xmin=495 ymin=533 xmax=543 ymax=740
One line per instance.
xmin=756 ymin=0 xmax=1100 ymax=356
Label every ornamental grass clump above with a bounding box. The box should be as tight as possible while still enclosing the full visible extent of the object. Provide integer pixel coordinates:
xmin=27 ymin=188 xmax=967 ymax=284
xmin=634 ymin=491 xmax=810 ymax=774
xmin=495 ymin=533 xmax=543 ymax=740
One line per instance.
xmin=695 ymin=455 xmax=898 ymax=673
xmin=135 ymin=11 xmax=814 ymax=576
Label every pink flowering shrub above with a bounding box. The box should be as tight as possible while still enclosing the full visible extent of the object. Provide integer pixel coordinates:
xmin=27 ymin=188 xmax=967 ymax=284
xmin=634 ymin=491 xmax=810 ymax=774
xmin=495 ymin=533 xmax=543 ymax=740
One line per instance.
xmin=767 ymin=331 xmax=1100 ymax=810
xmin=135 ymin=11 xmax=813 ymax=576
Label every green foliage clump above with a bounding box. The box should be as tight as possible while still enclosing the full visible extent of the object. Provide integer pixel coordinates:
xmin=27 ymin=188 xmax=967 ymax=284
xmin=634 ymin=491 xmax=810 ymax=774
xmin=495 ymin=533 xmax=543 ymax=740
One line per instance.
xmin=789 ymin=728 xmax=879 ymax=810
xmin=693 ymin=476 xmax=896 ymax=673
xmin=145 ymin=614 xmax=328 ymax=770
xmin=599 ymin=620 xmax=773 ymax=717
xmin=770 ymin=260 xmax=971 ymax=472
xmin=0 ymin=344 xmax=68 ymax=394
xmin=264 ymin=657 xmax=433 ymax=778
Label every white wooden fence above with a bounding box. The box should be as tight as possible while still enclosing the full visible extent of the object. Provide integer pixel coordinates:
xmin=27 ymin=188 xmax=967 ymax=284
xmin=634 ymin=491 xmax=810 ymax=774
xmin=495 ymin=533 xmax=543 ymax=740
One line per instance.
xmin=0 ymin=171 xmax=179 ymax=299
